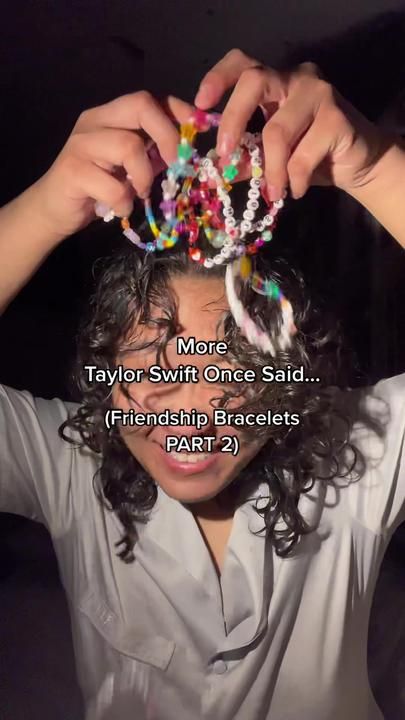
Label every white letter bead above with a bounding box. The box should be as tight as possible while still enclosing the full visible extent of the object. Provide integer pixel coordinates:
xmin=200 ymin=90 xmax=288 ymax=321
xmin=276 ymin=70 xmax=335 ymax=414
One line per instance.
xmin=247 ymin=200 xmax=259 ymax=210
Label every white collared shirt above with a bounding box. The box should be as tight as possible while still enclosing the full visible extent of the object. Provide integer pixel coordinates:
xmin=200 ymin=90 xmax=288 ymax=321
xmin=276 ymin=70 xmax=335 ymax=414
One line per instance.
xmin=1 ymin=374 xmax=404 ymax=719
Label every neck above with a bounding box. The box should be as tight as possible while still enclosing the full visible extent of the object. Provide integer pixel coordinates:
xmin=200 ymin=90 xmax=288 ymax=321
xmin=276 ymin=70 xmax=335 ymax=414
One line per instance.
xmin=186 ymin=484 xmax=237 ymax=520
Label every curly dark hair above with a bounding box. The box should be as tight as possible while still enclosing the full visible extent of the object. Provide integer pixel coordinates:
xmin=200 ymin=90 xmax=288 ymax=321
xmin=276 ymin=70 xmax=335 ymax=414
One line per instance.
xmin=58 ymin=222 xmax=373 ymax=564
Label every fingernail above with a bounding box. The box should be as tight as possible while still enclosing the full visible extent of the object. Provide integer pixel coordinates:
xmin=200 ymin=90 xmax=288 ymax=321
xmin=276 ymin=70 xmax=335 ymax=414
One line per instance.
xmin=216 ymin=133 xmax=234 ymax=158
xmin=268 ymin=185 xmax=280 ymax=202
xmin=195 ymin=83 xmax=212 ymax=107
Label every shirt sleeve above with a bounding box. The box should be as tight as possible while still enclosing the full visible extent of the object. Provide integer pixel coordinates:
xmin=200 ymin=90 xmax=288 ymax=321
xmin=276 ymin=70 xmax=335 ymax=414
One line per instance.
xmin=345 ymin=373 xmax=405 ymax=537
xmin=0 ymin=383 xmax=85 ymax=533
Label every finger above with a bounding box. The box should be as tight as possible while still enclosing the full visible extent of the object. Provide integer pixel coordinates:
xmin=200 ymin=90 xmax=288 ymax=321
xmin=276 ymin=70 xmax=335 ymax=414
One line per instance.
xmin=286 ymin=119 xmax=334 ymax=199
xmin=161 ymin=95 xmax=196 ymax=125
xmin=69 ymin=128 xmax=154 ymax=199
xmin=216 ymin=66 xmax=287 ymax=157
xmin=71 ymin=160 xmax=136 ymax=218
xmin=74 ymin=91 xmax=180 ymax=168
xmin=261 ymin=91 xmax=316 ymax=198
xmin=194 ymin=48 xmax=261 ymax=109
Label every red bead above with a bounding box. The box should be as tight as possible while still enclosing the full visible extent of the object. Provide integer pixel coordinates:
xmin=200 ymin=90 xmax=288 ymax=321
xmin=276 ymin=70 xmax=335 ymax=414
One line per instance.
xmin=189 ymin=247 xmax=201 ymax=261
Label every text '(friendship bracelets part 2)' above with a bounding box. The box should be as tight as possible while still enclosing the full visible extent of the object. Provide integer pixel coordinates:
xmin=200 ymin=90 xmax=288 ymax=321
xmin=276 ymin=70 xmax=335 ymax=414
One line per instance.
xmin=95 ymin=108 xmax=297 ymax=356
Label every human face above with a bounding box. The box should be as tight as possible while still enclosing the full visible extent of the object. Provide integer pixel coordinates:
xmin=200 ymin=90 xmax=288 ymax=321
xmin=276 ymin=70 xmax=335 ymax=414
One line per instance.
xmin=112 ymin=274 xmax=265 ymax=506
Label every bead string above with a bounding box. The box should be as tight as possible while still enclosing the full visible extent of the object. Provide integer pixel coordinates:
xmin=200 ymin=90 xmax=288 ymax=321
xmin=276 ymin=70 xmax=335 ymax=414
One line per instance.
xmin=94 ymin=108 xmax=297 ymax=355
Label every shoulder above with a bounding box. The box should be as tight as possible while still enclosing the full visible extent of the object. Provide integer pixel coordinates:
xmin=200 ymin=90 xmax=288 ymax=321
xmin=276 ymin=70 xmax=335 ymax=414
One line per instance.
xmin=336 ymin=373 xmax=405 ymax=535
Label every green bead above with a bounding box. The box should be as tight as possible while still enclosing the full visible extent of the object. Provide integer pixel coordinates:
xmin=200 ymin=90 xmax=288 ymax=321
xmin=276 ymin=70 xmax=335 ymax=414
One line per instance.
xmin=178 ymin=142 xmax=193 ymax=161
xmin=223 ymin=164 xmax=239 ymax=181
xmin=269 ymin=281 xmax=280 ymax=299
xmin=211 ymin=231 xmax=226 ymax=248
xmin=262 ymin=230 xmax=273 ymax=242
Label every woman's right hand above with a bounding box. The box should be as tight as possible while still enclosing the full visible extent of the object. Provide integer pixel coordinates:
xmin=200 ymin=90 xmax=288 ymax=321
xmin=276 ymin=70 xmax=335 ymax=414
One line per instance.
xmin=30 ymin=91 xmax=193 ymax=239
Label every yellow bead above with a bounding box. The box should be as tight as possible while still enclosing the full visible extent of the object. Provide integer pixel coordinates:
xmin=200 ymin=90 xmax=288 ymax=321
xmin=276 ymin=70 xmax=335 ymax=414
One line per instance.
xmin=180 ymin=123 xmax=197 ymax=142
xmin=252 ymin=166 xmax=263 ymax=178
xmin=121 ymin=218 xmax=130 ymax=230
xmin=239 ymin=255 xmax=252 ymax=279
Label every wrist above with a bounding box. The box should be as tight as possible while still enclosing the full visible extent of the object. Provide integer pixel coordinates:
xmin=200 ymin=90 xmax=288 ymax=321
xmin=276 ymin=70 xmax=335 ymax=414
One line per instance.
xmin=17 ymin=181 xmax=68 ymax=249
xmin=346 ymin=133 xmax=405 ymax=208
xmin=344 ymin=131 xmax=405 ymax=248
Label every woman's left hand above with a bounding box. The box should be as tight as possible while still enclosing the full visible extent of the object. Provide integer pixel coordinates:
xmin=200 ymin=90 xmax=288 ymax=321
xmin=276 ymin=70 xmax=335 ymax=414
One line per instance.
xmin=194 ymin=49 xmax=389 ymax=201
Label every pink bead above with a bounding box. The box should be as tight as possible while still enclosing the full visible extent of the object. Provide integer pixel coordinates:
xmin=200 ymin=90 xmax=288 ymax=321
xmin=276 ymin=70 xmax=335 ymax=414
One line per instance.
xmin=159 ymin=199 xmax=176 ymax=214
xmin=193 ymin=109 xmax=210 ymax=131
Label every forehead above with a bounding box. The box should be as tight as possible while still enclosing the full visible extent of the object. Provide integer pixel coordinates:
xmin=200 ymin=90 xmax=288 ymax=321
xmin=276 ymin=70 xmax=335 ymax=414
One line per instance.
xmin=119 ymin=273 xmax=230 ymax=360
xmin=169 ymin=274 xmax=228 ymax=339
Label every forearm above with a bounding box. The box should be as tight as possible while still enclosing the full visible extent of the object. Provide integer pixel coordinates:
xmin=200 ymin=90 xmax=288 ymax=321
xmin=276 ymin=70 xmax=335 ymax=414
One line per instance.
xmin=347 ymin=137 xmax=405 ymax=248
xmin=0 ymin=183 xmax=65 ymax=315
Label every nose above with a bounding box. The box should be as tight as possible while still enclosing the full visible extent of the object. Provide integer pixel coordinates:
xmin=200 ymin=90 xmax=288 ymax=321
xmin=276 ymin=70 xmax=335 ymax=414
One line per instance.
xmin=144 ymin=381 xmax=219 ymax=441
xmin=144 ymin=379 xmax=214 ymax=417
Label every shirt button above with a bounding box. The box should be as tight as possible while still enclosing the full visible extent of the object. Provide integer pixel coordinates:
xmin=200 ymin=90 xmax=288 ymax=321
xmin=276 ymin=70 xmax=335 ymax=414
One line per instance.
xmin=213 ymin=659 xmax=228 ymax=674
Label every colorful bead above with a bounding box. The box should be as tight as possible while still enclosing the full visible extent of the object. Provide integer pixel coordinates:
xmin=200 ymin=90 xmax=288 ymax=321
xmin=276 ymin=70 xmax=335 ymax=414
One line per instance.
xmin=178 ymin=142 xmax=193 ymax=161
xmin=252 ymin=166 xmax=263 ymax=179
xmin=193 ymin=109 xmax=211 ymax=131
xmin=189 ymin=247 xmax=202 ymax=262
xmin=239 ymin=255 xmax=252 ymax=279
xmin=180 ymin=123 xmax=197 ymax=142
xmin=223 ymin=164 xmax=239 ymax=182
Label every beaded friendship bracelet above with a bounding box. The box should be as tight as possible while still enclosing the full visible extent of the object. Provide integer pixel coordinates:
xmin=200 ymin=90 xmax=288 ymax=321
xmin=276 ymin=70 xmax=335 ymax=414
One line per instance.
xmin=94 ymin=108 xmax=297 ymax=355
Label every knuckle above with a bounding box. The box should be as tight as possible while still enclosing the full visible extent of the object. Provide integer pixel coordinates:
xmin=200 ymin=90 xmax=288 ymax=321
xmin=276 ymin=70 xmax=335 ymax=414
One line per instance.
xmin=134 ymin=89 xmax=154 ymax=108
xmin=317 ymin=79 xmax=334 ymax=100
xmin=226 ymin=48 xmax=247 ymax=62
xmin=73 ymin=108 xmax=91 ymax=132
xmin=241 ymin=65 xmax=267 ymax=86
xmin=263 ymin=121 xmax=289 ymax=146
xmin=66 ymin=132 xmax=84 ymax=153
xmin=299 ymin=60 xmax=322 ymax=78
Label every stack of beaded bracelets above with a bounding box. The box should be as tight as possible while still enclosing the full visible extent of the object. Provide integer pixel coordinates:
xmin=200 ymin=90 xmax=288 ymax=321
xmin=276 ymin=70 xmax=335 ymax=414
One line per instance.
xmin=95 ymin=108 xmax=296 ymax=355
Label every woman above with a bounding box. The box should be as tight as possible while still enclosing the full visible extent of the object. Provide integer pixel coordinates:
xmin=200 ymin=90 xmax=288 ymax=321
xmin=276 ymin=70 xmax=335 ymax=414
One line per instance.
xmin=0 ymin=50 xmax=404 ymax=719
